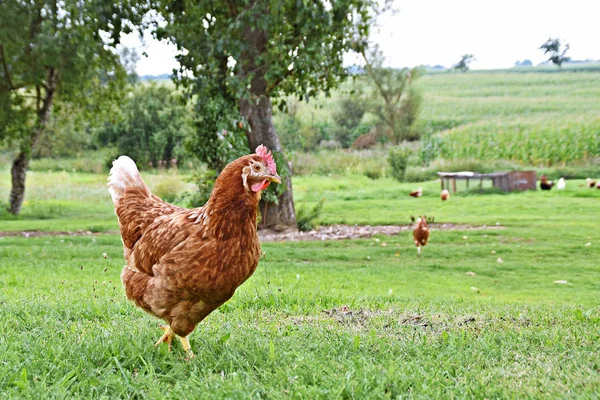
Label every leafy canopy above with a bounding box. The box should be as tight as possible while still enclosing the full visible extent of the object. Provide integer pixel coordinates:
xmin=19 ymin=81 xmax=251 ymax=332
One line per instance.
xmin=540 ymin=37 xmax=570 ymax=68
xmin=0 ymin=0 xmax=148 ymax=147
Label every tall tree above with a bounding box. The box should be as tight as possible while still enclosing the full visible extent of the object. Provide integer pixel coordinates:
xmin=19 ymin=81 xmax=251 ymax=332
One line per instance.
xmin=154 ymin=0 xmax=380 ymax=229
xmin=361 ymin=47 xmax=422 ymax=144
xmin=0 ymin=0 xmax=146 ymax=214
xmin=540 ymin=37 xmax=570 ymax=68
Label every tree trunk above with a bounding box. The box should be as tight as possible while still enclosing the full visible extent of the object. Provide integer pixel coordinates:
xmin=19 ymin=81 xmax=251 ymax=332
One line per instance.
xmin=9 ymin=151 xmax=29 ymax=215
xmin=238 ymin=24 xmax=296 ymax=230
xmin=240 ymin=95 xmax=296 ymax=230
xmin=8 ymin=69 xmax=57 ymax=215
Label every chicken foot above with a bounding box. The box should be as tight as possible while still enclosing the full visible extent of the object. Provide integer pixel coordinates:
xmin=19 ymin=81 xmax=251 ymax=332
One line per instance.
xmin=154 ymin=324 xmax=195 ymax=359
xmin=179 ymin=336 xmax=195 ymax=359
xmin=154 ymin=324 xmax=175 ymax=350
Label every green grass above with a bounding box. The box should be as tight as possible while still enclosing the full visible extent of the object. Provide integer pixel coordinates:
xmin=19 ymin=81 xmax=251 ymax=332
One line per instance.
xmin=282 ymin=68 xmax=600 ymax=166
xmin=1 ymin=170 xmax=600 ymax=397
xmin=415 ymin=72 xmax=600 ymax=165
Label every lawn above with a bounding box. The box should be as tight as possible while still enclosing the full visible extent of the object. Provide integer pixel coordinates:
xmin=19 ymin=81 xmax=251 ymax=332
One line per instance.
xmin=1 ymin=170 xmax=599 ymax=398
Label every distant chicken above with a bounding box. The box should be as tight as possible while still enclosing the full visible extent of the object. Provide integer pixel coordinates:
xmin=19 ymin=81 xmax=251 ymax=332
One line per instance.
xmin=441 ymin=189 xmax=450 ymax=201
xmin=540 ymin=175 xmax=554 ymax=190
xmin=586 ymin=178 xmax=597 ymax=188
xmin=409 ymin=187 xmax=423 ymax=198
xmin=557 ymin=177 xmax=566 ymax=190
xmin=413 ymin=216 xmax=430 ymax=254
xmin=107 ymin=145 xmax=281 ymax=357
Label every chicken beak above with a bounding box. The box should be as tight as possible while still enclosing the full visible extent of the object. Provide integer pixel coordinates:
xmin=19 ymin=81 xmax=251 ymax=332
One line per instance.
xmin=268 ymin=173 xmax=282 ymax=184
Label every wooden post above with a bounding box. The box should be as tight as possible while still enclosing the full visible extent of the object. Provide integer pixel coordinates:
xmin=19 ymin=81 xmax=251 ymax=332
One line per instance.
xmin=452 ymin=178 xmax=457 ymax=193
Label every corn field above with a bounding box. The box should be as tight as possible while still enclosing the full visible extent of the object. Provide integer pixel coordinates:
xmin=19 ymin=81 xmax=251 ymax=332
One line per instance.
xmin=429 ymin=118 xmax=600 ymax=165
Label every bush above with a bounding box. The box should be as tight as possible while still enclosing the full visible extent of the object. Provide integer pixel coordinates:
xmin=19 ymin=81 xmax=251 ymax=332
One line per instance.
xmin=153 ymin=175 xmax=185 ymax=203
xmin=332 ymin=96 xmax=366 ymax=148
xmin=404 ymin=166 xmax=437 ymax=182
xmin=363 ymin=166 xmax=383 ymax=180
xmin=96 ymin=83 xmax=193 ymax=169
xmin=180 ymin=169 xmax=217 ymax=208
xmin=296 ymin=199 xmax=325 ymax=232
xmin=388 ymin=147 xmax=411 ymax=181
xmin=352 ymin=130 xmax=379 ymax=149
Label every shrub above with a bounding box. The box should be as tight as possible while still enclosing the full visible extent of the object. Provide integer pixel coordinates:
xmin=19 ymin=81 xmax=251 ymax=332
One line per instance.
xmin=388 ymin=147 xmax=411 ymax=181
xmin=332 ymin=96 xmax=366 ymax=148
xmin=296 ymin=199 xmax=325 ymax=232
xmin=352 ymin=130 xmax=379 ymax=149
xmin=96 ymin=83 xmax=193 ymax=170
xmin=363 ymin=166 xmax=383 ymax=180
xmin=180 ymin=169 xmax=217 ymax=208
xmin=153 ymin=175 xmax=185 ymax=203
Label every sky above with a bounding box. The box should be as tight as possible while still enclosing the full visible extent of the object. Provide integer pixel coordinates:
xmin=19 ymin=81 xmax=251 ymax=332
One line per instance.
xmin=121 ymin=0 xmax=600 ymax=76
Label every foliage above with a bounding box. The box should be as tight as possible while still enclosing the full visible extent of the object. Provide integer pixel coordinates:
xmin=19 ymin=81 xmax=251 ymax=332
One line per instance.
xmin=0 ymin=0 xmax=142 ymax=144
xmin=332 ymin=95 xmax=367 ymax=148
xmin=514 ymin=59 xmax=533 ymax=67
xmin=181 ymin=169 xmax=218 ymax=208
xmin=275 ymin=100 xmax=304 ymax=151
xmin=151 ymin=0 xmax=383 ymax=227
xmin=28 ymin=150 xmax=109 ymax=174
xmin=152 ymin=174 xmax=185 ymax=203
xmin=0 ymin=0 xmax=147 ymax=213
xmin=33 ymin=104 xmax=95 ymax=158
xmin=388 ymin=146 xmax=411 ymax=181
xmin=296 ymin=198 xmax=325 ymax=231
xmin=433 ymin=118 xmax=600 ymax=166
xmin=361 ymin=48 xmax=423 ymax=144
xmin=96 ymin=84 xmax=192 ymax=169
xmin=363 ymin=166 xmax=383 ymax=180
xmin=352 ymin=130 xmax=380 ymax=149
xmin=453 ymin=54 xmax=475 ymax=72
xmin=291 ymin=148 xmax=389 ymax=176
xmin=540 ymin=38 xmax=570 ymax=68
xmin=155 ymin=0 xmax=380 ymax=106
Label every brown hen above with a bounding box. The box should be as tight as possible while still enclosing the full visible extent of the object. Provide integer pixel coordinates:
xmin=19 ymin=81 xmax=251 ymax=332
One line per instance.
xmin=107 ymin=145 xmax=281 ymax=357
xmin=413 ymin=216 xmax=430 ymax=254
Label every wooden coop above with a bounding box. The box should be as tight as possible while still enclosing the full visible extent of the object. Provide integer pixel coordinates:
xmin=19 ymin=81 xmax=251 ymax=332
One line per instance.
xmin=438 ymin=171 xmax=537 ymax=193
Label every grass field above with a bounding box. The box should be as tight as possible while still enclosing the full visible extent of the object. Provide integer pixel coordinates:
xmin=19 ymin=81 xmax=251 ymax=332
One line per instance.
xmin=283 ymin=68 xmax=600 ymax=166
xmin=1 ymin=169 xmax=599 ymax=398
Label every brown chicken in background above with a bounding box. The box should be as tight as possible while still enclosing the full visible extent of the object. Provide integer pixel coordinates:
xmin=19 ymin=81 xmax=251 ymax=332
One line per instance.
xmin=409 ymin=187 xmax=423 ymax=198
xmin=413 ymin=216 xmax=430 ymax=254
xmin=540 ymin=175 xmax=554 ymax=190
xmin=107 ymin=145 xmax=281 ymax=357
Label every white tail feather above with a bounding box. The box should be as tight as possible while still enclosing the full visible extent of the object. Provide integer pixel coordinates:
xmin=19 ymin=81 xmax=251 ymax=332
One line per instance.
xmin=107 ymin=156 xmax=151 ymax=206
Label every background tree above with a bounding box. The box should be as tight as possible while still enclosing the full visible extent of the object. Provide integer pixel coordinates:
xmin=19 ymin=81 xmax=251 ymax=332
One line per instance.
xmin=153 ymin=0 xmax=380 ymax=229
xmin=361 ymin=47 xmax=422 ymax=144
xmin=96 ymin=83 xmax=193 ymax=169
xmin=540 ymin=38 xmax=570 ymax=68
xmin=453 ymin=54 xmax=475 ymax=72
xmin=332 ymin=95 xmax=367 ymax=148
xmin=0 ymin=1 xmax=147 ymax=214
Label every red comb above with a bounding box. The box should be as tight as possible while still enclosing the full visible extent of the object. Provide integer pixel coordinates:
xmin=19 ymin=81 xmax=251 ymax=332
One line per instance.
xmin=255 ymin=145 xmax=277 ymax=175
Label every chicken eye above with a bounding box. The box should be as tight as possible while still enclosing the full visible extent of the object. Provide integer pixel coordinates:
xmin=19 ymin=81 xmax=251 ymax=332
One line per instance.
xmin=252 ymin=163 xmax=261 ymax=172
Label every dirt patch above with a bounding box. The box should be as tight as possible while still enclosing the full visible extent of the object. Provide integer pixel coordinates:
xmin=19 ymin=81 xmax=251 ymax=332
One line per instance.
xmin=258 ymin=223 xmax=503 ymax=242
xmin=0 ymin=223 xmax=503 ymax=241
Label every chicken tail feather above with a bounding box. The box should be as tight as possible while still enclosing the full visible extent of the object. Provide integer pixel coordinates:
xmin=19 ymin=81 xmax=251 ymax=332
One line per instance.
xmin=108 ymin=156 xmax=151 ymax=206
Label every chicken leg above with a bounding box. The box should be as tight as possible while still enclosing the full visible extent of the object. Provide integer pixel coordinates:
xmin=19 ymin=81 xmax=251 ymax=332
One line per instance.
xmin=154 ymin=324 xmax=175 ymax=350
xmin=154 ymin=325 xmax=195 ymax=358
xmin=179 ymin=336 xmax=195 ymax=359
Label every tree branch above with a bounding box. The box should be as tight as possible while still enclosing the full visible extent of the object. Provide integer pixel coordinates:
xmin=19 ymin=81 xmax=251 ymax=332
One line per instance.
xmin=0 ymin=44 xmax=16 ymax=90
xmin=361 ymin=49 xmax=391 ymax=105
